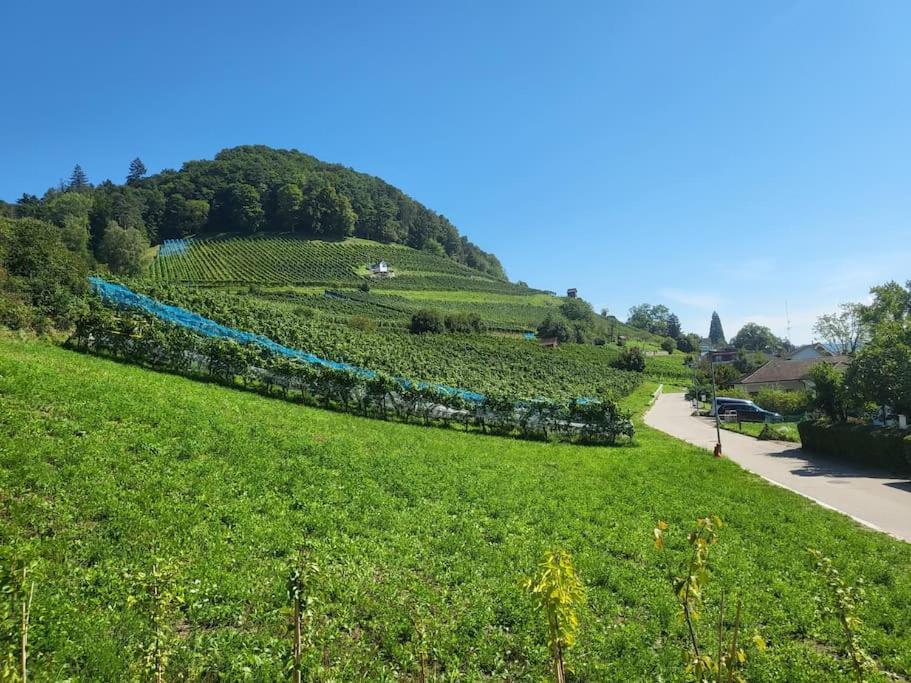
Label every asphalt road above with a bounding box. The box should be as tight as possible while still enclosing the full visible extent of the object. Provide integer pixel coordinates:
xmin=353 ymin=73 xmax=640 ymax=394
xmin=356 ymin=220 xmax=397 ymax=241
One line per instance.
xmin=644 ymin=393 xmax=911 ymax=543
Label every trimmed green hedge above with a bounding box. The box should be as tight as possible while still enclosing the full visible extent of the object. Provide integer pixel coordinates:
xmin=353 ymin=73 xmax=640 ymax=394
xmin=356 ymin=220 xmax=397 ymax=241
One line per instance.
xmin=798 ymin=420 xmax=911 ymax=473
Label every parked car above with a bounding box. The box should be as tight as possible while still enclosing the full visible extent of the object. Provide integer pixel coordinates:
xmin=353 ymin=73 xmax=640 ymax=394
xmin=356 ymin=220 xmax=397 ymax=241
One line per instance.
xmin=719 ymin=404 xmax=782 ymax=423
xmin=709 ymin=397 xmax=754 ymax=416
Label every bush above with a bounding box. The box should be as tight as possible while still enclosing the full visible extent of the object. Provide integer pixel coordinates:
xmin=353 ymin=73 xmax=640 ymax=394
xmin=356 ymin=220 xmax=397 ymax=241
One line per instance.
xmin=444 ymin=312 xmax=485 ymax=333
xmin=410 ymin=308 xmax=443 ymax=334
xmin=349 ymin=315 xmax=377 ymax=332
xmin=798 ymin=420 xmax=911 ymax=473
xmin=613 ymin=347 xmax=646 ymax=373
xmin=660 ymin=337 xmax=676 ymax=354
xmin=358 ymin=281 xmax=371 ymax=292
xmin=753 ymin=388 xmax=811 ymax=416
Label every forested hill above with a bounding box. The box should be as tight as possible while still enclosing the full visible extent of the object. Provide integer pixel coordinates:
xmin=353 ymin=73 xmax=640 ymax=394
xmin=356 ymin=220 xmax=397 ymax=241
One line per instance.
xmin=5 ymin=145 xmax=506 ymax=278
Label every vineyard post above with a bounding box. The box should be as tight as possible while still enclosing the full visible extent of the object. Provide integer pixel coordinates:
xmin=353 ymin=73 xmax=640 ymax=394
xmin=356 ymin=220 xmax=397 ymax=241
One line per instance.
xmin=20 ymin=567 xmax=33 ymax=683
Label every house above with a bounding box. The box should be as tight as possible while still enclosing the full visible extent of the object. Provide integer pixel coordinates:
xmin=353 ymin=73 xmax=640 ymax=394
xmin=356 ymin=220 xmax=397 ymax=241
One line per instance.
xmin=783 ymin=343 xmax=832 ymax=360
xmin=734 ymin=355 xmax=850 ymax=394
xmin=367 ymin=261 xmax=393 ymax=277
xmin=705 ymin=347 xmax=739 ymax=364
xmin=566 ymin=288 xmax=577 ymax=298
xmin=539 ymin=336 xmax=560 ymax=349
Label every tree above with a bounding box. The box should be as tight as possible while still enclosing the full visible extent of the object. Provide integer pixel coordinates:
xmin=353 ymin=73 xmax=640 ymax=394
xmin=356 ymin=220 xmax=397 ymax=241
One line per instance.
xmin=301 ymin=183 xmax=356 ymax=237
xmin=666 ymin=313 xmax=681 ymax=340
xmin=862 ymin=280 xmax=910 ymax=325
xmin=274 ymin=183 xmax=304 ymax=232
xmin=97 ymin=221 xmax=149 ymax=276
xmin=162 ymin=194 xmax=209 ymax=239
xmin=68 ymin=164 xmax=90 ymax=192
xmin=677 ymin=333 xmax=701 ymax=354
xmin=730 ymin=322 xmax=782 ymax=351
xmin=409 ymin=308 xmax=444 ymax=334
xmin=813 ymin=304 xmax=868 ymax=355
xmin=560 ymin=297 xmax=595 ymax=323
xmin=660 ymin=337 xmax=676 ymax=354
xmin=810 ymin=362 xmax=849 ymax=422
xmin=220 ymin=183 xmax=264 ymax=234
xmin=844 ymin=323 xmax=911 ymax=416
xmin=627 ymin=303 xmax=673 ymax=336
xmin=537 ymin=315 xmax=570 ymax=343
xmin=708 ymin=311 xmax=726 ymax=346
xmin=127 ymin=157 xmax=147 ymax=185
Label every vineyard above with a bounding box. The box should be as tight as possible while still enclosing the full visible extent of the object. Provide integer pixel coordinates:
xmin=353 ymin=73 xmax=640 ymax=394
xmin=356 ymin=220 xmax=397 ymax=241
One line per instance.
xmin=137 ymin=283 xmax=648 ymax=401
xmin=148 ymin=235 xmax=531 ymax=293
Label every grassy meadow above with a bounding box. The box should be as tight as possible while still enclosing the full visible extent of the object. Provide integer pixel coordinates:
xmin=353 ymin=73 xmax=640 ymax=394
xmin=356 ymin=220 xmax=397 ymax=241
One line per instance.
xmin=1 ymin=337 xmax=910 ymax=681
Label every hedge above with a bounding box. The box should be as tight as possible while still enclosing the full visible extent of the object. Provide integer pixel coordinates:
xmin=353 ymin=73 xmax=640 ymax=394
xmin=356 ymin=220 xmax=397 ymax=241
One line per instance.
xmin=797 ymin=420 xmax=911 ymax=473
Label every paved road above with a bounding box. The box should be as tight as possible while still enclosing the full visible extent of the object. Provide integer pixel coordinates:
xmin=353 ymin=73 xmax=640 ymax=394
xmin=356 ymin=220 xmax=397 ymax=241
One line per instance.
xmin=645 ymin=393 xmax=911 ymax=543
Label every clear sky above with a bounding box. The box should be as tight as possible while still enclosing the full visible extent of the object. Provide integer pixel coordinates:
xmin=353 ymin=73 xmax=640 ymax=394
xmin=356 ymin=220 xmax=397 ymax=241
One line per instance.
xmin=2 ymin=0 xmax=909 ymax=343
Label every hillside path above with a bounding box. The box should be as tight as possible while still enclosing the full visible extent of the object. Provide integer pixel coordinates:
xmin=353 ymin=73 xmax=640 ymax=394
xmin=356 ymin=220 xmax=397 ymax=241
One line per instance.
xmin=644 ymin=393 xmax=911 ymax=543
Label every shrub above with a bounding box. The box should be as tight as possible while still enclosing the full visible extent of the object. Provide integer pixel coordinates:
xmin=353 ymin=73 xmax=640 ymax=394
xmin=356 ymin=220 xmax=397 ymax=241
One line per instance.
xmin=613 ymin=347 xmax=646 ymax=373
xmin=349 ymin=315 xmax=377 ymax=332
xmin=753 ymin=388 xmax=811 ymax=416
xmin=660 ymin=337 xmax=676 ymax=354
xmin=444 ymin=312 xmax=485 ymax=333
xmin=409 ymin=309 xmax=443 ymax=334
xmin=797 ymin=420 xmax=911 ymax=473
xmin=358 ymin=281 xmax=370 ymax=292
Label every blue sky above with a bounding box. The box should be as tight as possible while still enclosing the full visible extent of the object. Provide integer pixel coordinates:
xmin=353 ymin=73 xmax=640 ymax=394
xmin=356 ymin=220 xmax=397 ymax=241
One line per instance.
xmin=2 ymin=1 xmax=909 ymax=343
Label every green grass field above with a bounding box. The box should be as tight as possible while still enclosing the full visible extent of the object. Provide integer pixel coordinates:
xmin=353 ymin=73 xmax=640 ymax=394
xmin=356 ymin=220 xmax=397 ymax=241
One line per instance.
xmin=2 ymin=337 xmax=909 ymax=681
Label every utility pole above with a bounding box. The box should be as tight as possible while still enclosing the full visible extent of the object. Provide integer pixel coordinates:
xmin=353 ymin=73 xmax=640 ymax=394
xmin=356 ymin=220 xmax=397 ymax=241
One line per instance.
xmin=710 ymin=351 xmax=722 ymax=455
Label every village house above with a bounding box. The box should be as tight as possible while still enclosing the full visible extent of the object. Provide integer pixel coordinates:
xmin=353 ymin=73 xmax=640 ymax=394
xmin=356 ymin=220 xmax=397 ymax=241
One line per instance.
xmin=734 ymin=354 xmax=850 ymax=394
xmin=783 ymin=343 xmax=832 ymax=360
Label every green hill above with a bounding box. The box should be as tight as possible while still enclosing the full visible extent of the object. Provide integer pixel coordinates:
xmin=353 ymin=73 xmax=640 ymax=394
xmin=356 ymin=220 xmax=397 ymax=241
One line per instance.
xmin=3 ymin=338 xmax=909 ymax=680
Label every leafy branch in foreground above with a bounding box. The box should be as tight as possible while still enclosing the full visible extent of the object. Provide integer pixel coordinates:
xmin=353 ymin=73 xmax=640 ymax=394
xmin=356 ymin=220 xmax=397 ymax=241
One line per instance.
xmin=523 ymin=549 xmax=586 ymax=683
xmin=654 ymin=517 xmax=766 ymax=682
xmin=808 ymin=549 xmax=877 ymax=683
xmin=287 ymin=553 xmax=319 ymax=683
xmin=125 ymin=560 xmax=184 ymax=683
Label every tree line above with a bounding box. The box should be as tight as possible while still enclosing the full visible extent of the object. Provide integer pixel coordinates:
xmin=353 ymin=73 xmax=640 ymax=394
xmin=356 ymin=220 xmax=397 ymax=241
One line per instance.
xmin=1 ymin=145 xmax=505 ymax=279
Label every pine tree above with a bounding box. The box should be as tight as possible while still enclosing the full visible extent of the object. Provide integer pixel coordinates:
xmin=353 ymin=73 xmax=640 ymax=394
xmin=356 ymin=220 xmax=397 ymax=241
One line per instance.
xmin=68 ymin=164 xmax=90 ymax=191
xmin=708 ymin=311 xmax=726 ymax=346
xmin=127 ymin=157 xmax=147 ymax=185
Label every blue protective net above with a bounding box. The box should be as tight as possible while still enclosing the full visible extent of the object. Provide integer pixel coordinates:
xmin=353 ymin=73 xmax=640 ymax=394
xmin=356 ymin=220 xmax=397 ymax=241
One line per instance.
xmin=158 ymin=239 xmax=190 ymax=256
xmin=88 ymin=277 xmax=485 ymax=402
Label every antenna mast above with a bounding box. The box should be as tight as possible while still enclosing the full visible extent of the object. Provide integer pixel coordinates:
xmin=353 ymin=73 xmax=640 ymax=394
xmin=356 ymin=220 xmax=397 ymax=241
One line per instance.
xmin=785 ymin=301 xmax=792 ymax=342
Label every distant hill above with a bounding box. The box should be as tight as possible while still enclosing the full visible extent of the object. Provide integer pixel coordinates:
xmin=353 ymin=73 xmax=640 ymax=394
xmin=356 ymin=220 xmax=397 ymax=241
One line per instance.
xmin=9 ymin=145 xmax=505 ymax=279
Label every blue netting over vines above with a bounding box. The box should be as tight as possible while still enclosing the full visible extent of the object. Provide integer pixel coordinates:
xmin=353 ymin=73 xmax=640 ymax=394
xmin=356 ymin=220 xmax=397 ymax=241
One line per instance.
xmin=88 ymin=277 xmax=485 ymax=402
xmin=158 ymin=239 xmax=190 ymax=257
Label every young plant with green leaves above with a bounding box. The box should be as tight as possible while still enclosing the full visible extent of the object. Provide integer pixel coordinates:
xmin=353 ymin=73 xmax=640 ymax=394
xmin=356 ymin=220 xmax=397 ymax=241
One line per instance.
xmin=808 ymin=549 xmax=877 ymax=682
xmin=523 ymin=549 xmax=586 ymax=683
xmin=287 ymin=554 xmax=320 ymax=683
xmin=654 ymin=517 xmax=765 ymax=683
xmin=125 ymin=561 xmax=184 ymax=683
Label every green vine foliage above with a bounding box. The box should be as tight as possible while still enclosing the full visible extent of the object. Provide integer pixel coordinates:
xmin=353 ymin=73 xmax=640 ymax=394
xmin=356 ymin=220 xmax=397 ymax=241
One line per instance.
xmin=808 ymin=549 xmax=877 ymax=682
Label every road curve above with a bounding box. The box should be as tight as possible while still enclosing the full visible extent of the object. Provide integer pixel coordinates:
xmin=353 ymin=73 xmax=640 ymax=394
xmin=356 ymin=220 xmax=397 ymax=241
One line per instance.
xmin=644 ymin=392 xmax=911 ymax=543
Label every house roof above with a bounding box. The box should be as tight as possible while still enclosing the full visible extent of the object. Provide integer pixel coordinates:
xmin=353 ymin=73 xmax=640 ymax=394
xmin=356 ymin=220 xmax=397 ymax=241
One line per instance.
xmin=738 ymin=355 xmax=850 ymax=385
xmin=784 ymin=343 xmax=832 ymax=359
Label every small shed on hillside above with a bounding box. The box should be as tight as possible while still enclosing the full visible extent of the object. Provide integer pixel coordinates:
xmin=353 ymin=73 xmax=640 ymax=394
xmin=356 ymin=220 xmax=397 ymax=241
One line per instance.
xmin=566 ymin=288 xmax=578 ymax=298
xmin=539 ymin=336 xmax=560 ymax=349
xmin=367 ymin=261 xmax=394 ymax=277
